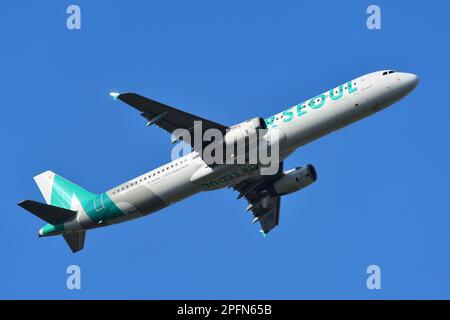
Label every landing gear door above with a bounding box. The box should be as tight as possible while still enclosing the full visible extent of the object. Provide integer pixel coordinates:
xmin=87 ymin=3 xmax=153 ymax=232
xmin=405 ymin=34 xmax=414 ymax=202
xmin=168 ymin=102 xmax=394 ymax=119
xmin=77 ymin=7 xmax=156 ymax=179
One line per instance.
xmin=360 ymin=75 xmax=372 ymax=90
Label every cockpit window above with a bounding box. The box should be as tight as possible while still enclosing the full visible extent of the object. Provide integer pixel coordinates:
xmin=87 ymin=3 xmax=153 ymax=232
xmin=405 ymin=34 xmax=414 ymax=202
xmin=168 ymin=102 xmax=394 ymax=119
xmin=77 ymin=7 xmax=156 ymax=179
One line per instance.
xmin=382 ymin=70 xmax=396 ymax=76
xmin=382 ymin=71 xmax=388 ymax=75
xmin=388 ymin=70 xmax=395 ymax=74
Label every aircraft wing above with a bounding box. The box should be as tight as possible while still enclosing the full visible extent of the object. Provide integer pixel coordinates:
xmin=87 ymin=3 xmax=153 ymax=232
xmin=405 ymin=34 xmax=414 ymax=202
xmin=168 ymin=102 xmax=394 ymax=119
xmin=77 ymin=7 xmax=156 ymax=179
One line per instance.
xmin=112 ymin=92 xmax=228 ymax=147
xmin=232 ymin=162 xmax=284 ymax=234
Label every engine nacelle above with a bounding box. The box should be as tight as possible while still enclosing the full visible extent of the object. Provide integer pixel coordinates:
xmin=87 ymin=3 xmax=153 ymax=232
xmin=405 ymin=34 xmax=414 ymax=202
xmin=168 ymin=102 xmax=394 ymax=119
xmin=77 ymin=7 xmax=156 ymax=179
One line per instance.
xmin=224 ymin=117 xmax=267 ymax=146
xmin=273 ymin=164 xmax=317 ymax=195
xmin=222 ymin=117 xmax=267 ymax=162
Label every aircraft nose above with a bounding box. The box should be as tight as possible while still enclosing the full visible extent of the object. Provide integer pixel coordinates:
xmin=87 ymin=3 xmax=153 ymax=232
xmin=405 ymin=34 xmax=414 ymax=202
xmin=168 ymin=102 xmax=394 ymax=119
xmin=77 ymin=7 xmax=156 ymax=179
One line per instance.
xmin=402 ymin=73 xmax=419 ymax=91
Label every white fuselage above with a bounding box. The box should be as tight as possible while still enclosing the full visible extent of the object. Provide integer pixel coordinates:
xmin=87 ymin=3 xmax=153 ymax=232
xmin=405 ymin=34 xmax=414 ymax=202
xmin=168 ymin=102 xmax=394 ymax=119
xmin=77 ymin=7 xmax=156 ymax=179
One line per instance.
xmin=104 ymin=70 xmax=418 ymax=226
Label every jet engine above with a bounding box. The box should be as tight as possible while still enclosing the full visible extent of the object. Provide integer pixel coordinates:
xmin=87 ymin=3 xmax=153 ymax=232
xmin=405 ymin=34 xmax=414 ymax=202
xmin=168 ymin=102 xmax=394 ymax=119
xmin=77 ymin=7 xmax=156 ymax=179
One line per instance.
xmin=221 ymin=117 xmax=267 ymax=162
xmin=273 ymin=164 xmax=317 ymax=195
xmin=204 ymin=117 xmax=287 ymax=165
xmin=224 ymin=117 xmax=267 ymax=147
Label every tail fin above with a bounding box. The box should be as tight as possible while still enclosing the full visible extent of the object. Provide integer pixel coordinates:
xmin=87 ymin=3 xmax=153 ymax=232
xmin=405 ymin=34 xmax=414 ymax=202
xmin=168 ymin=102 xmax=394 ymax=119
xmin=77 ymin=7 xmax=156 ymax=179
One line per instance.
xmin=33 ymin=171 xmax=55 ymax=204
xmin=63 ymin=231 xmax=86 ymax=253
xmin=33 ymin=171 xmax=94 ymax=209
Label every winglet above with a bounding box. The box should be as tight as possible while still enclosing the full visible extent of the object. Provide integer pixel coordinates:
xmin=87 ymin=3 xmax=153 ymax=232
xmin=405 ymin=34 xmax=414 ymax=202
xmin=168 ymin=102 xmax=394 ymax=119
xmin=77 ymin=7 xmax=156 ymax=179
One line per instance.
xmin=110 ymin=92 xmax=120 ymax=101
xmin=259 ymin=230 xmax=268 ymax=238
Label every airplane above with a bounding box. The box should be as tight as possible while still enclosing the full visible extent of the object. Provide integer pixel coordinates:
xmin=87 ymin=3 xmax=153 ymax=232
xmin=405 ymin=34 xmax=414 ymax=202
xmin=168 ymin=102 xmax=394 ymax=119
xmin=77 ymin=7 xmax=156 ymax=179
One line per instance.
xmin=18 ymin=70 xmax=419 ymax=253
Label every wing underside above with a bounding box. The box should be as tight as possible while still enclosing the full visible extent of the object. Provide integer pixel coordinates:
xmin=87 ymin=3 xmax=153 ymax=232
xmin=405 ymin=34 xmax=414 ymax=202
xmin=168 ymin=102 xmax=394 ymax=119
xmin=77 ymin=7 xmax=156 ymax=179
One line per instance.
xmin=232 ymin=162 xmax=284 ymax=234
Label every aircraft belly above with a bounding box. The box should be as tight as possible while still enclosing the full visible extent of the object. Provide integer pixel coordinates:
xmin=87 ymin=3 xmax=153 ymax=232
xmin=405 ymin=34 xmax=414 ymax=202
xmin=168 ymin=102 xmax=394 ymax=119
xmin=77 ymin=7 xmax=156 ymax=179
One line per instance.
xmin=192 ymin=164 xmax=261 ymax=190
xmin=109 ymin=186 xmax=166 ymax=216
xmin=151 ymin=179 xmax=201 ymax=205
xmin=108 ymin=162 xmax=202 ymax=219
xmin=149 ymin=164 xmax=202 ymax=204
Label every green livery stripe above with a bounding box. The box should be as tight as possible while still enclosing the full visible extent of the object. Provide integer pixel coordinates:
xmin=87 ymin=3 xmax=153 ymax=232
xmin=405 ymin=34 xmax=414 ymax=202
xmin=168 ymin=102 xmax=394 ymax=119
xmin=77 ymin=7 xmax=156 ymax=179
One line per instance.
xmin=50 ymin=174 xmax=94 ymax=209
xmin=41 ymin=175 xmax=124 ymax=236
xmin=41 ymin=223 xmax=64 ymax=235
xmin=79 ymin=192 xmax=124 ymax=223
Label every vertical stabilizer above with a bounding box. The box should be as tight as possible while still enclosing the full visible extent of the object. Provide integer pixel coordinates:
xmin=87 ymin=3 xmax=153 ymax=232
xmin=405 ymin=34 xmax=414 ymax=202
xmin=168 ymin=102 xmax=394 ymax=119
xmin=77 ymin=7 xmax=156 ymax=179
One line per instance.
xmin=33 ymin=171 xmax=55 ymax=204
xmin=33 ymin=170 xmax=94 ymax=209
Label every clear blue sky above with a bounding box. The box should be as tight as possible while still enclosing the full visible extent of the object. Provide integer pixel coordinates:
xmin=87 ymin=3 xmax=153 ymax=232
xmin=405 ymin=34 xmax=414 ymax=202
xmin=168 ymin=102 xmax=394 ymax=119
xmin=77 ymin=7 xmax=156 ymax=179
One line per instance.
xmin=1 ymin=0 xmax=449 ymax=299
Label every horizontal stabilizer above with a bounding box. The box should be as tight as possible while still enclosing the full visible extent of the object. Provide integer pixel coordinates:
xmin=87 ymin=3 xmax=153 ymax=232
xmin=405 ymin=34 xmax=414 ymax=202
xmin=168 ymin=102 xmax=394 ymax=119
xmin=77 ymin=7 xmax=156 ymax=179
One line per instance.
xmin=63 ymin=231 xmax=86 ymax=253
xmin=18 ymin=200 xmax=77 ymax=225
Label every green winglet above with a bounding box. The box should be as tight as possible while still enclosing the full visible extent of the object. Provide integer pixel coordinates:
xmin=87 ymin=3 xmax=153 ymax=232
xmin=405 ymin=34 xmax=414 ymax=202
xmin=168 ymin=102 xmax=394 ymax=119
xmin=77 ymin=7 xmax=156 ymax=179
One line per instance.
xmin=259 ymin=230 xmax=268 ymax=238
xmin=110 ymin=92 xmax=120 ymax=101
